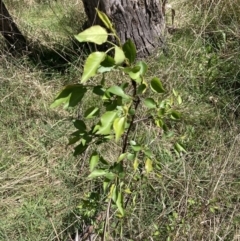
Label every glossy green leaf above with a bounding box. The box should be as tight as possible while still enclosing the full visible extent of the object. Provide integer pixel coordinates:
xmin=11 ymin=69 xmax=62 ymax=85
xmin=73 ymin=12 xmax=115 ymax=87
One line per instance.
xmin=103 ymin=180 xmax=109 ymax=193
xmin=111 ymin=185 xmax=117 ymax=203
xmin=80 ymin=134 xmax=92 ymax=146
xmin=89 ymin=152 xmax=99 ymax=172
xmin=104 ymin=99 xmax=118 ymax=111
xmin=51 ymin=85 xmax=87 ymax=108
xmin=143 ymin=98 xmax=157 ymax=109
xmin=108 ymin=86 xmax=131 ymax=99
xmin=93 ymin=86 xmax=105 ymax=96
xmin=145 ymin=158 xmax=153 ymax=174
xmin=118 ymin=153 xmax=127 ymax=162
xmin=158 ymin=108 xmax=166 ymax=116
xmin=100 ymin=111 xmax=118 ymax=125
xmin=74 ymin=25 xmax=108 ymax=45
xmin=136 ymin=61 xmax=148 ymax=75
xmin=96 ymin=111 xmax=117 ymax=135
xmin=73 ymin=120 xmax=86 ymax=132
xmin=124 ymin=188 xmax=132 ymax=194
xmin=104 ymin=172 xmax=116 ymax=180
xmin=143 ymin=149 xmax=153 ymax=158
xmin=122 ymin=39 xmax=136 ymax=64
xmin=173 ymin=89 xmax=177 ymax=97
xmin=97 ymin=66 xmax=114 ymax=73
xmin=96 ymin=124 xmax=111 ymax=135
xmin=174 ymin=142 xmax=187 ymax=153
xmin=74 ymin=144 xmax=88 ymax=156
xmin=113 ymin=117 xmax=126 ymax=142
xmin=170 ymin=110 xmax=181 ymax=120
xmin=81 ymin=52 xmax=106 ymax=83
xmin=116 ymin=191 xmax=124 ymax=216
xmin=177 ymin=95 xmax=182 ymax=105
xmin=137 ymin=83 xmax=147 ymax=94
xmin=127 ymin=153 xmax=135 ymax=161
xmin=100 ymin=55 xmax=115 ymax=67
xmin=123 ymin=66 xmax=141 ymax=81
xmin=88 ymin=169 xmax=107 ymax=179
xmin=114 ymin=46 xmax=125 ymax=65
xmin=111 ymin=162 xmax=124 ymax=177
xmin=84 ymin=107 xmax=99 ymax=119
xmin=130 ymin=140 xmax=136 ymax=145
xmin=98 ymin=55 xmax=115 ymax=73
xmin=96 ymin=9 xmax=114 ymax=31
xmin=131 ymin=145 xmax=142 ymax=152
xmin=68 ymin=136 xmax=81 ymax=145
xmin=133 ymin=158 xmax=139 ymax=170
xmin=150 ymin=77 xmax=165 ymax=93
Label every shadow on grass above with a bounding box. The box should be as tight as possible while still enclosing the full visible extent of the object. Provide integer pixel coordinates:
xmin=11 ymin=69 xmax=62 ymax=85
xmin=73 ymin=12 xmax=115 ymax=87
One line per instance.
xmin=28 ymin=38 xmax=91 ymax=74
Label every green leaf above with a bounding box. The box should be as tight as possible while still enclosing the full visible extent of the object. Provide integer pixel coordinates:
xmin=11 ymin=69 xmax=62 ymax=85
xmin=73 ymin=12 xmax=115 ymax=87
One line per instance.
xmin=96 ymin=9 xmax=114 ymax=31
xmin=108 ymin=86 xmax=131 ymax=99
xmin=127 ymin=153 xmax=135 ymax=161
xmin=130 ymin=140 xmax=136 ymax=145
xmin=68 ymin=136 xmax=81 ymax=145
xmin=177 ymin=95 xmax=182 ymax=105
xmin=143 ymin=149 xmax=153 ymax=158
xmin=104 ymin=99 xmax=118 ymax=111
xmin=122 ymin=39 xmax=136 ymax=64
xmin=80 ymin=134 xmax=92 ymax=146
xmin=114 ymin=46 xmax=125 ymax=65
xmin=158 ymin=108 xmax=166 ymax=116
xmin=143 ymin=98 xmax=157 ymax=109
xmin=73 ymin=120 xmax=86 ymax=132
xmin=174 ymin=142 xmax=187 ymax=154
xmin=89 ymin=152 xmax=99 ymax=172
xmin=145 ymin=158 xmax=153 ymax=174
xmin=74 ymin=144 xmax=88 ymax=156
xmin=100 ymin=111 xmax=118 ymax=125
xmin=98 ymin=55 xmax=115 ymax=73
xmin=116 ymin=191 xmax=124 ymax=216
xmin=81 ymin=52 xmax=106 ymax=83
xmin=93 ymin=86 xmax=105 ymax=96
xmin=97 ymin=66 xmax=114 ymax=73
xmin=133 ymin=158 xmax=139 ymax=170
xmin=104 ymin=172 xmax=116 ymax=180
xmin=96 ymin=111 xmax=118 ymax=135
xmin=131 ymin=145 xmax=142 ymax=152
xmin=51 ymin=85 xmax=87 ymax=108
xmin=137 ymin=83 xmax=147 ymax=94
xmin=88 ymin=169 xmax=107 ymax=179
xmin=150 ymin=77 xmax=165 ymax=93
xmin=84 ymin=107 xmax=99 ymax=119
xmin=136 ymin=61 xmax=148 ymax=75
xmin=100 ymin=55 xmax=115 ymax=67
xmin=173 ymin=89 xmax=177 ymax=97
xmin=113 ymin=117 xmax=126 ymax=142
xmin=118 ymin=153 xmax=127 ymax=162
xmin=111 ymin=185 xmax=117 ymax=203
xmin=95 ymin=124 xmax=111 ymax=135
xmin=74 ymin=25 xmax=108 ymax=45
xmin=103 ymin=180 xmax=109 ymax=193
xmin=170 ymin=110 xmax=181 ymax=120
xmin=123 ymin=66 xmax=141 ymax=81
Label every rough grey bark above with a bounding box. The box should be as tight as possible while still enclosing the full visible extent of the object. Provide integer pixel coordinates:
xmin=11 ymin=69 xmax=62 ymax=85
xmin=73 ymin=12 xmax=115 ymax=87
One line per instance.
xmin=82 ymin=0 xmax=166 ymax=58
xmin=0 ymin=0 xmax=28 ymax=53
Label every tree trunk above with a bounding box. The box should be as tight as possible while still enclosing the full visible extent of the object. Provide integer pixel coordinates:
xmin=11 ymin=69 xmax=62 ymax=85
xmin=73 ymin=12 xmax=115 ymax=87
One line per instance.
xmin=0 ymin=0 xmax=28 ymax=53
xmin=82 ymin=0 xmax=166 ymax=58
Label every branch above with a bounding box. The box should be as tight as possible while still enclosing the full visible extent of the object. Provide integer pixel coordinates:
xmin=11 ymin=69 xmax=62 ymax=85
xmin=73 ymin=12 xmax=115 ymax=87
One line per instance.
xmin=122 ymin=80 xmax=140 ymax=154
